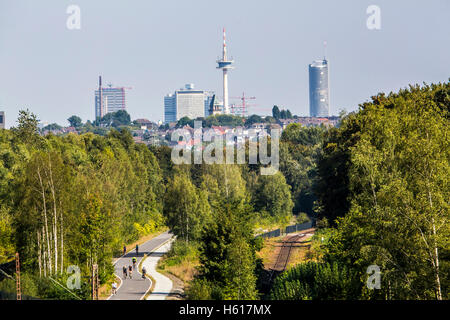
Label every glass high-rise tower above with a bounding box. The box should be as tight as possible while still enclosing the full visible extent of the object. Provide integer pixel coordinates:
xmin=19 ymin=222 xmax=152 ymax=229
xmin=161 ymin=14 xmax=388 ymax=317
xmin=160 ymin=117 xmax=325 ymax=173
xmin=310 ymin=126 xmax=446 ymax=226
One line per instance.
xmin=0 ymin=111 xmax=4 ymax=129
xmin=309 ymin=59 xmax=330 ymax=117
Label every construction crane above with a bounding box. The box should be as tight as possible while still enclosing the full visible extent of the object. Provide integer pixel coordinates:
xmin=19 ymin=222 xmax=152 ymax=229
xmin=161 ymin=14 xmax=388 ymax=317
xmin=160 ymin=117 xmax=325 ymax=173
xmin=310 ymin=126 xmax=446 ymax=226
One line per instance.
xmin=107 ymin=83 xmax=133 ymax=91
xmin=230 ymin=92 xmax=256 ymax=117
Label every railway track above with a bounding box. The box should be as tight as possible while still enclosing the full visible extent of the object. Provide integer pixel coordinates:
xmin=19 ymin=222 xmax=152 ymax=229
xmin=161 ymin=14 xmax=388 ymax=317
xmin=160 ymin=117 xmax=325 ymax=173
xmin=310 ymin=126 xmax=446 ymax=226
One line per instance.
xmin=271 ymin=233 xmax=305 ymax=272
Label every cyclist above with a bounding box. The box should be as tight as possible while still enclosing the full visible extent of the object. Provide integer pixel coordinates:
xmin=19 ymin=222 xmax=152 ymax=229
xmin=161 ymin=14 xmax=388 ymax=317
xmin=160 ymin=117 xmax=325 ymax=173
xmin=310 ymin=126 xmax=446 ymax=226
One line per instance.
xmin=136 ymin=244 xmax=139 ymax=256
xmin=142 ymin=266 xmax=147 ymax=279
xmin=128 ymin=265 xmax=133 ymax=279
xmin=132 ymin=257 xmax=137 ymax=269
xmin=123 ymin=245 xmax=126 ymax=256
xmin=112 ymin=281 xmax=117 ymax=295
xmin=122 ymin=266 xmax=127 ymax=279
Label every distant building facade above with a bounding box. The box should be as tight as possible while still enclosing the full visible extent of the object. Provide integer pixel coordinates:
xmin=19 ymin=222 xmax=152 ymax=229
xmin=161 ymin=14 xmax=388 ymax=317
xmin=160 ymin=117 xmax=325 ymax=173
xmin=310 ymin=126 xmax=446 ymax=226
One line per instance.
xmin=309 ymin=59 xmax=330 ymax=117
xmin=95 ymin=76 xmax=128 ymax=119
xmin=204 ymin=94 xmax=223 ymax=117
xmin=0 ymin=111 xmax=4 ymax=129
xmin=95 ymin=87 xmax=127 ymax=119
xmin=164 ymin=84 xmax=210 ymax=123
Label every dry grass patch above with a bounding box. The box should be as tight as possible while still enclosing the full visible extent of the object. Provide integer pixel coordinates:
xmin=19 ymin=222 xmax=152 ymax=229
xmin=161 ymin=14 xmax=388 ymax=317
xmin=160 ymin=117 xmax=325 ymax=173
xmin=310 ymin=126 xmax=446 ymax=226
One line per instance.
xmin=157 ymin=257 xmax=199 ymax=283
xmin=256 ymin=236 xmax=284 ymax=270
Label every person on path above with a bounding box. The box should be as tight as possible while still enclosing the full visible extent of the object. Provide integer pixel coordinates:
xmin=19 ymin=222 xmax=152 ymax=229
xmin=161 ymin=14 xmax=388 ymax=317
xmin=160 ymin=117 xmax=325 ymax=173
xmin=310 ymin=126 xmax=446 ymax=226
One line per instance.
xmin=122 ymin=266 xmax=127 ymax=279
xmin=136 ymin=244 xmax=139 ymax=256
xmin=128 ymin=265 xmax=133 ymax=279
xmin=112 ymin=281 xmax=117 ymax=295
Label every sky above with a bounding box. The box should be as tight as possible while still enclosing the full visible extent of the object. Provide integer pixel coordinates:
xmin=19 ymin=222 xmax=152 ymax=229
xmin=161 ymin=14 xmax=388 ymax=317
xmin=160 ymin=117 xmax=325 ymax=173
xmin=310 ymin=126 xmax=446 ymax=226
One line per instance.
xmin=0 ymin=0 xmax=449 ymax=128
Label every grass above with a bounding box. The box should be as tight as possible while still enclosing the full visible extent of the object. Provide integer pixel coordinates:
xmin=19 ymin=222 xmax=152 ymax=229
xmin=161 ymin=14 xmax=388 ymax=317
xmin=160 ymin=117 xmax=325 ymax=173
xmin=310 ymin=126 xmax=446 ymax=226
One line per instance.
xmin=156 ymin=240 xmax=199 ymax=285
xmin=99 ymin=275 xmax=121 ymax=300
xmin=285 ymin=237 xmax=315 ymax=269
xmin=257 ymin=236 xmax=284 ymax=269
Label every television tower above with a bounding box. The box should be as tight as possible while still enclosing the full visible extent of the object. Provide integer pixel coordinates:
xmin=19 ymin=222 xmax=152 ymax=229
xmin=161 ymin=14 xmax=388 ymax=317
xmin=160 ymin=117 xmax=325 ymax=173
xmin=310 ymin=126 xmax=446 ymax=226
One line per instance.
xmin=217 ymin=28 xmax=234 ymax=114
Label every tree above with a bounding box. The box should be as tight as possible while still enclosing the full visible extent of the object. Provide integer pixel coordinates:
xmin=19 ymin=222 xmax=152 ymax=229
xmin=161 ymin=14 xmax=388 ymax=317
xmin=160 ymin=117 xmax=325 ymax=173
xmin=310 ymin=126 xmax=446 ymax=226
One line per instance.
xmin=280 ymin=109 xmax=287 ymax=119
xmin=195 ymin=200 xmax=258 ymax=300
xmin=320 ymin=83 xmax=450 ymax=299
xmin=188 ymin=164 xmax=259 ymax=300
xmin=272 ymin=106 xmax=281 ymax=119
xmin=42 ymin=123 xmax=62 ymax=131
xmin=98 ymin=110 xmax=131 ymax=128
xmin=176 ymin=116 xmax=193 ymax=128
xmin=67 ymin=115 xmax=82 ymax=128
xmin=269 ymin=261 xmax=361 ymax=300
xmin=12 ymin=109 xmax=40 ymax=144
xmin=253 ymin=172 xmax=294 ymax=223
xmin=112 ymin=110 xmax=131 ymax=127
xmin=280 ymin=123 xmax=324 ymax=215
xmin=245 ymin=114 xmax=263 ymax=127
xmin=314 ymin=113 xmax=361 ymax=223
xmin=286 ymin=109 xmax=293 ymax=119
xmin=163 ymin=170 xmax=210 ymax=243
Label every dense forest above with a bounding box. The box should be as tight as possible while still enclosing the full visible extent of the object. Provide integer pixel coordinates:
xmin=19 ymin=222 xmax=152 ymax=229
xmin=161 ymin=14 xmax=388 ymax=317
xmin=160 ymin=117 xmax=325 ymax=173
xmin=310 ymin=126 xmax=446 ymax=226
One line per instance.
xmin=0 ymin=111 xmax=165 ymax=298
xmin=0 ymin=82 xmax=448 ymax=300
xmin=271 ymin=82 xmax=449 ymax=300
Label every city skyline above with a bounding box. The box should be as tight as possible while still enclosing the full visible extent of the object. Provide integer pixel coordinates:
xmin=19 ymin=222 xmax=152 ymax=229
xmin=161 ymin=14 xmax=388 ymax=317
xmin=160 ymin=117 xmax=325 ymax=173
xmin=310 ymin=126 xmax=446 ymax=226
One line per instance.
xmin=0 ymin=0 xmax=449 ymax=128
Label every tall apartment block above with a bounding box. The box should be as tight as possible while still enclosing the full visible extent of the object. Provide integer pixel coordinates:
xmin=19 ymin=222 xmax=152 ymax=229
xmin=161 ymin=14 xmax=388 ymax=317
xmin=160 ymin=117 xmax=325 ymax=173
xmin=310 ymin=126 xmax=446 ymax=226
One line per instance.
xmin=95 ymin=76 xmax=128 ymax=119
xmin=0 ymin=111 xmax=4 ymax=129
xmin=309 ymin=59 xmax=330 ymax=117
xmin=164 ymin=84 xmax=209 ymax=124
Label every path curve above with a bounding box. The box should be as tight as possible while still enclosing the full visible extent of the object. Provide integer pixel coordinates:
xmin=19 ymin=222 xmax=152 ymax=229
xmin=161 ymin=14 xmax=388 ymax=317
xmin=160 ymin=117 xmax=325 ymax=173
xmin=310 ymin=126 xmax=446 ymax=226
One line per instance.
xmin=142 ymin=238 xmax=175 ymax=300
xmin=108 ymin=231 xmax=172 ymax=300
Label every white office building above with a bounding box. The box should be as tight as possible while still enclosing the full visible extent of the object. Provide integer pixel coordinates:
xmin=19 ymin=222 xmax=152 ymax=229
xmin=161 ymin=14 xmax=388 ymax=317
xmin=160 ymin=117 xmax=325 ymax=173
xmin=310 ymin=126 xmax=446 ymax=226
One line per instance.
xmin=164 ymin=84 xmax=211 ymax=123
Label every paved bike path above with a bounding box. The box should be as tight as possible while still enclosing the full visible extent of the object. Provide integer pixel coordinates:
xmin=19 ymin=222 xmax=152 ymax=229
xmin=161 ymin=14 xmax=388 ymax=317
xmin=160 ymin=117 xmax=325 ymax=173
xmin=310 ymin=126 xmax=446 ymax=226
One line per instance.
xmin=108 ymin=231 xmax=172 ymax=300
xmin=143 ymin=238 xmax=174 ymax=300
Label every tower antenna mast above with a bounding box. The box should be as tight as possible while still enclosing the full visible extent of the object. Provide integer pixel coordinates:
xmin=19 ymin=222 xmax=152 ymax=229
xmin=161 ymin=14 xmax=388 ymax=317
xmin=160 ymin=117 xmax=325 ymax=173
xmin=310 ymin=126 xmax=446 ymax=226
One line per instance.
xmin=217 ymin=28 xmax=234 ymax=114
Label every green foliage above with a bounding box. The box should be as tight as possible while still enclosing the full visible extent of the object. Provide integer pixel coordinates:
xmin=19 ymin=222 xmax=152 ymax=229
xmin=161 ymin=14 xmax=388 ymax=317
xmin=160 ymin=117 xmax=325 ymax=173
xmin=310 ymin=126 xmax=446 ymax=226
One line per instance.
xmin=314 ymin=113 xmax=361 ymax=223
xmin=279 ymin=123 xmax=325 ymax=215
xmin=317 ymin=82 xmax=450 ymax=299
xmin=163 ymin=170 xmax=210 ymax=242
xmin=0 ymin=114 xmax=165 ymax=297
xmin=188 ymin=165 xmax=259 ymax=300
xmin=269 ymin=261 xmax=361 ymax=300
xmin=97 ymin=110 xmax=131 ymax=128
xmin=42 ymin=123 xmax=62 ymax=131
xmin=160 ymin=239 xmax=199 ymax=268
xmin=272 ymin=106 xmax=293 ymax=120
xmin=176 ymin=116 xmax=194 ymax=128
xmin=272 ymin=106 xmax=280 ymax=120
xmin=203 ymin=114 xmax=245 ymax=127
xmin=244 ymin=114 xmax=263 ymax=126
xmin=296 ymin=212 xmax=311 ymax=224
xmin=67 ymin=115 xmax=82 ymax=128
xmin=11 ymin=109 xmax=41 ymax=145
xmin=253 ymin=172 xmax=293 ymax=223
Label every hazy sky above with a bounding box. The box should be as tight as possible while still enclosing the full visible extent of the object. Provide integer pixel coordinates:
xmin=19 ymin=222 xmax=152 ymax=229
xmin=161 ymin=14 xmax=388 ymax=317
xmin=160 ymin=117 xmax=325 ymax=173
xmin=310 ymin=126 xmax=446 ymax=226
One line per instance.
xmin=0 ymin=0 xmax=449 ymax=127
